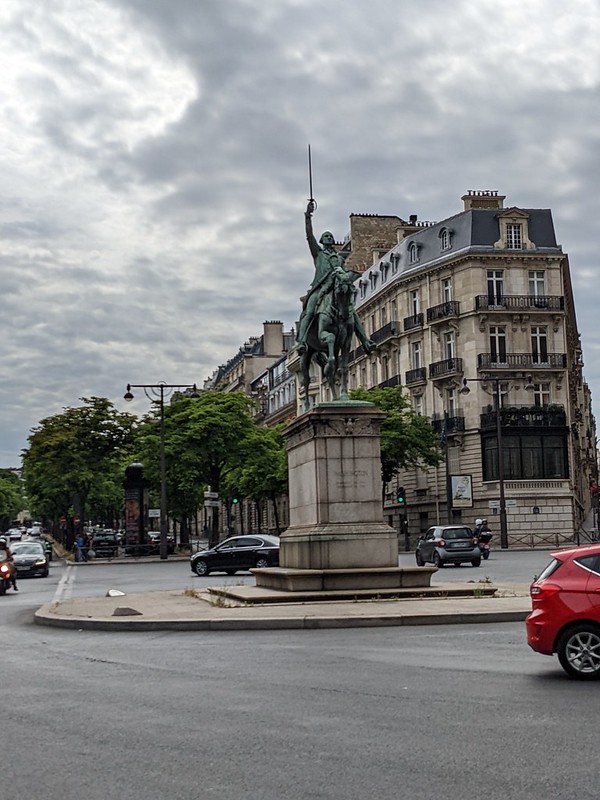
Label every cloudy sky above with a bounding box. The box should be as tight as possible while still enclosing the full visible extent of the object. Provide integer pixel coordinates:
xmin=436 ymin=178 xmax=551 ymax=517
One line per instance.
xmin=2 ymin=0 xmax=600 ymax=467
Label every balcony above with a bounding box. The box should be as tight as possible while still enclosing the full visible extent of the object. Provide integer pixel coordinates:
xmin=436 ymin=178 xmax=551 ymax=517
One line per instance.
xmin=377 ymin=374 xmax=402 ymax=389
xmin=429 ymin=357 xmax=464 ymax=379
xmin=479 ymin=405 xmax=567 ymax=430
xmin=431 ymin=415 xmax=465 ymax=435
xmin=405 ymin=367 xmax=427 ymax=386
xmin=403 ymin=313 xmax=424 ymax=332
xmin=426 ymin=300 xmax=460 ymax=323
xmin=370 ymin=320 xmax=401 ymax=345
xmin=477 ymin=353 xmax=567 ymax=370
xmin=475 ymin=295 xmax=565 ymax=312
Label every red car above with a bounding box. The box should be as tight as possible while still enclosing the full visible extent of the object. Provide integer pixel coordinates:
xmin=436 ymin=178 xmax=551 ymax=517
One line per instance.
xmin=527 ymin=543 xmax=600 ymax=680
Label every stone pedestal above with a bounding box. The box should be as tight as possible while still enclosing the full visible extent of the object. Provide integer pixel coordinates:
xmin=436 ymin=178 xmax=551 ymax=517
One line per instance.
xmin=253 ymin=402 xmax=423 ymax=595
xmin=280 ymin=402 xmax=397 ymax=569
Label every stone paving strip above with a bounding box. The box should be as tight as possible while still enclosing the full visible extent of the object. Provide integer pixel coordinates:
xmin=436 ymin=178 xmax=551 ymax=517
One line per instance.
xmin=34 ymin=582 xmax=532 ymax=632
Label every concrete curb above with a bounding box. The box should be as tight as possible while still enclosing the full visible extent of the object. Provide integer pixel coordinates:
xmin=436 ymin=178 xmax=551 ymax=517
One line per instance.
xmin=34 ymin=604 xmax=530 ymax=632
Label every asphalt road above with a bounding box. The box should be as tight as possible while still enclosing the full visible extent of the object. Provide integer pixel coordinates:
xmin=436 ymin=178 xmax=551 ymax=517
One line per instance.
xmin=3 ymin=550 xmax=595 ymax=800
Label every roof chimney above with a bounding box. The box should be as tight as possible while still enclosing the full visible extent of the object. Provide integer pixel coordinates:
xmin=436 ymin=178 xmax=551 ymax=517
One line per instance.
xmin=461 ymin=190 xmax=505 ymax=210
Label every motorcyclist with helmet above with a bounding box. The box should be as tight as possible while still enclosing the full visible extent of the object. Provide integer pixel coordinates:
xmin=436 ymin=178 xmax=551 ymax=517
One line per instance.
xmin=0 ymin=536 xmax=18 ymax=591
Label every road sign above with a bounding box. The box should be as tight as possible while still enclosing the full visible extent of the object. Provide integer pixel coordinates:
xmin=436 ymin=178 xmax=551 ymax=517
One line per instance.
xmin=488 ymin=499 xmax=518 ymax=509
xmin=148 ymin=509 xmax=160 ymax=518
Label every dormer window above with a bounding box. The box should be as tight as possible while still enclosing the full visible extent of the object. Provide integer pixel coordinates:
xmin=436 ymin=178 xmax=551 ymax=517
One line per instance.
xmin=369 ymin=272 xmax=378 ymax=290
xmin=391 ymin=253 xmax=400 ymax=274
xmin=438 ymin=227 xmax=453 ymax=251
xmin=408 ymin=242 xmax=420 ymax=264
xmin=359 ymin=280 xmax=367 ymax=299
xmin=494 ymin=208 xmax=534 ymax=250
xmin=379 ymin=260 xmax=390 ymax=281
xmin=506 ymin=223 xmax=522 ymax=249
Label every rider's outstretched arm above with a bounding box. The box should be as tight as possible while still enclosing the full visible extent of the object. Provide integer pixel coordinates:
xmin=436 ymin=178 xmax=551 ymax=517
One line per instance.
xmin=305 ymin=203 xmax=320 ymax=260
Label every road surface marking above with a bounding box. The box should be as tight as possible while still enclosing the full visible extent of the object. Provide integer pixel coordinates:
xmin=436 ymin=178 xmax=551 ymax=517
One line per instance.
xmin=53 ymin=564 xmax=75 ymax=604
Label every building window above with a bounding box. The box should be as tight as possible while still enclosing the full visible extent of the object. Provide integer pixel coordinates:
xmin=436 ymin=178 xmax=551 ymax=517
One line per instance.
xmin=371 ymin=361 xmax=378 ymax=386
xmin=528 ymin=270 xmax=545 ymax=297
xmin=370 ymin=313 xmax=377 ymax=335
xmin=380 ymin=261 xmax=390 ymax=281
xmin=360 ymin=366 xmax=367 ymax=387
xmin=439 ymin=227 xmax=453 ymax=251
xmin=489 ymin=326 xmax=507 ymax=364
xmin=412 ymin=341 xmax=422 ymax=369
xmin=487 ymin=270 xmax=504 ymax=305
xmin=444 ymin=331 xmax=455 ymax=360
xmin=359 ymin=281 xmax=367 ymax=299
xmin=446 ymin=388 xmax=458 ymax=417
xmin=483 ymin=433 xmax=567 ymax=480
xmin=391 ymin=253 xmax=399 ymax=275
xmin=408 ymin=242 xmax=420 ymax=264
xmin=533 ymin=383 xmax=551 ymax=407
xmin=381 ymin=355 xmax=389 ymax=382
xmin=369 ymin=272 xmax=378 ymax=290
xmin=381 ymin=304 xmax=387 ymax=327
xmin=413 ymin=394 xmax=424 ymax=416
xmin=410 ymin=289 xmax=420 ymax=317
xmin=390 ymin=298 xmax=397 ymax=320
xmin=531 ymin=326 xmax=548 ymax=364
xmin=442 ymin=278 xmax=452 ymax=303
xmin=506 ymin=223 xmax=522 ymax=249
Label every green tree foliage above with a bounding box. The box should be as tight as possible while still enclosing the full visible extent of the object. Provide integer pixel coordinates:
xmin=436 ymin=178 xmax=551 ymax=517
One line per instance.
xmin=226 ymin=425 xmax=288 ymax=533
xmin=135 ymin=391 xmax=259 ymax=545
xmin=350 ymin=386 xmax=443 ymax=485
xmin=22 ymin=398 xmax=138 ymax=539
xmin=0 ymin=469 xmax=25 ymax=530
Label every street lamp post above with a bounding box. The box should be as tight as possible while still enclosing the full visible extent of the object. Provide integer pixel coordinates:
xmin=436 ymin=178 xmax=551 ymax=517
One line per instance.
xmin=124 ymin=382 xmax=199 ymax=559
xmin=460 ymin=375 xmax=533 ymax=550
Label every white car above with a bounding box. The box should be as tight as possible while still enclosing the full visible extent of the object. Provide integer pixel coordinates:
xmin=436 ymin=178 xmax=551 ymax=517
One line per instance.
xmin=5 ymin=528 xmax=23 ymax=542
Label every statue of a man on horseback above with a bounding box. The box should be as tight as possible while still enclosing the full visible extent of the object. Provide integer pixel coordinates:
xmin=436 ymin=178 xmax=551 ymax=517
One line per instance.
xmin=296 ymin=200 xmax=376 ymax=410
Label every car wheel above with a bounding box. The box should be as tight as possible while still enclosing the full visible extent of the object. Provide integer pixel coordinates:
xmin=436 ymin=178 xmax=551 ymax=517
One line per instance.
xmin=415 ymin=550 xmax=425 ymax=566
xmin=557 ymin=623 xmax=600 ymax=680
xmin=255 ymin=557 xmax=269 ymax=569
xmin=433 ymin=551 xmax=443 ymax=568
xmin=193 ymin=559 xmax=209 ymax=577
xmin=225 ymin=570 xmax=237 ymax=576
xmin=471 ymin=558 xmax=481 ymax=567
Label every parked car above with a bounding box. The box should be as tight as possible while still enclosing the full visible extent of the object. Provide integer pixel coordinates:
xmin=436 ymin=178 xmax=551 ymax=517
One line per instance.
xmin=91 ymin=530 xmax=119 ymax=558
xmin=191 ymin=534 xmax=280 ymax=576
xmin=146 ymin=531 xmax=175 ymax=555
xmin=5 ymin=528 xmax=23 ymax=542
xmin=11 ymin=541 xmax=49 ymax=578
xmin=527 ymin=543 xmax=600 ymax=680
xmin=415 ymin=525 xmax=481 ymax=568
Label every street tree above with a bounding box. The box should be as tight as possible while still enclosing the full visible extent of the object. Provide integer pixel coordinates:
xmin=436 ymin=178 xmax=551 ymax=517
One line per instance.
xmin=22 ymin=397 xmax=138 ymax=546
xmin=0 ymin=469 xmax=25 ymax=530
xmin=225 ymin=424 xmax=288 ymax=534
xmin=350 ymin=386 xmax=443 ymax=491
xmin=135 ymin=391 xmax=259 ymax=546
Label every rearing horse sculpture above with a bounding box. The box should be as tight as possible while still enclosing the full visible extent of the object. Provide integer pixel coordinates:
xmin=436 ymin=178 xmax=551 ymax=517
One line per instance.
xmin=299 ymin=268 xmax=364 ymax=410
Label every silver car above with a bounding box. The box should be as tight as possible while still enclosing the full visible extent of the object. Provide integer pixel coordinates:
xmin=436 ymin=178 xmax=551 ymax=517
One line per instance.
xmin=416 ymin=525 xmax=481 ymax=568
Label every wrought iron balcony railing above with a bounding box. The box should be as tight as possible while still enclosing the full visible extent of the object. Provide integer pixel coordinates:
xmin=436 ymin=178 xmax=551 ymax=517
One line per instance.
xmin=426 ymin=300 xmax=460 ymax=323
xmin=477 ymin=353 xmax=567 ymax=370
xmin=429 ymin=357 xmax=464 ymax=379
xmin=370 ymin=321 xmax=401 ymax=345
xmin=405 ymin=367 xmax=427 ymax=385
xmin=479 ymin=405 xmax=567 ymax=430
xmin=475 ymin=295 xmax=565 ymax=312
xmin=431 ymin=415 xmax=465 ymax=434
xmin=403 ymin=313 xmax=424 ymax=332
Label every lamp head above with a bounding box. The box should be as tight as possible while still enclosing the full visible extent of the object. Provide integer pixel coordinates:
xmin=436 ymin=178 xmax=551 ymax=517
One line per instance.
xmin=524 ymin=374 xmax=535 ymax=392
xmin=123 ymin=384 xmax=134 ymax=402
xmin=459 ymin=378 xmax=471 ymax=396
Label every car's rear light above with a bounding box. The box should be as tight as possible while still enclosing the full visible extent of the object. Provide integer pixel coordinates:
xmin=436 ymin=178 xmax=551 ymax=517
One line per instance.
xmin=438 ymin=539 xmax=446 ymax=547
xmin=530 ymin=582 xmax=561 ymax=598
xmin=472 ymin=537 xmax=479 ymax=545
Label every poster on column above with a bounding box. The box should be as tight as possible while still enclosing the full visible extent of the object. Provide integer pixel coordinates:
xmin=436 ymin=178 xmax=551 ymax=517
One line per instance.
xmin=450 ymin=475 xmax=473 ymax=508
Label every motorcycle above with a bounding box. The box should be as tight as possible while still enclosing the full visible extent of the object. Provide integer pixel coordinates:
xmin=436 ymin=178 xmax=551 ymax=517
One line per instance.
xmin=477 ymin=530 xmax=492 ymax=560
xmin=0 ymin=558 xmax=15 ymax=595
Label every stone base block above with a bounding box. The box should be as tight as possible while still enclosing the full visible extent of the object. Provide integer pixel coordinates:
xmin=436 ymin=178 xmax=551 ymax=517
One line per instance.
xmin=252 ymin=566 xmax=436 ymax=593
xmin=280 ymin=523 xmax=398 ymax=570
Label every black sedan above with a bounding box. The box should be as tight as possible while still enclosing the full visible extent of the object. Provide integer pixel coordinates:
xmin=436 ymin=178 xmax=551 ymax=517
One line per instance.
xmin=191 ymin=535 xmax=279 ymax=576
xmin=11 ymin=541 xmax=49 ymax=578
